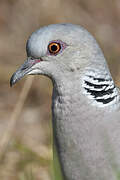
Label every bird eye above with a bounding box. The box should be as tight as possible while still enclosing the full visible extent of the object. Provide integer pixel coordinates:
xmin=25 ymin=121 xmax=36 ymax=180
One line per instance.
xmin=48 ymin=42 xmax=61 ymax=55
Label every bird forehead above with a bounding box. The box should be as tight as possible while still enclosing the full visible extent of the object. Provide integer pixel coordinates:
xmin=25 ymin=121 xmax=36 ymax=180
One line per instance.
xmin=27 ymin=29 xmax=52 ymax=57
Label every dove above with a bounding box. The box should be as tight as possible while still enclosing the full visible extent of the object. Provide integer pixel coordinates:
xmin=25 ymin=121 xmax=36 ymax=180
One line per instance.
xmin=10 ymin=24 xmax=120 ymax=180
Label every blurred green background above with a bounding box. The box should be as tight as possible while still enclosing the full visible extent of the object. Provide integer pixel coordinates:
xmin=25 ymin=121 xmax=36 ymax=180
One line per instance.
xmin=0 ymin=0 xmax=120 ymax=179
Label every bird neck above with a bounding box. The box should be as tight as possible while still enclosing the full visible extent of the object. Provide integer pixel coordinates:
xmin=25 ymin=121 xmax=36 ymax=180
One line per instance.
xmin=52 ymin=65 xmax=120 ymax=112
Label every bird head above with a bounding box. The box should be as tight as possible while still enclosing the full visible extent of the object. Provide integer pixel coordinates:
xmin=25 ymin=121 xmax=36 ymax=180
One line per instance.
xmin=10 ymin=24 xmax=106 ymax=86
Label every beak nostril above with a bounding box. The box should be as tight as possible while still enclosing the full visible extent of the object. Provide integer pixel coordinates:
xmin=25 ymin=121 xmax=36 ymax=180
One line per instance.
xmin=34 ymin=58 xmax=43 ymax=64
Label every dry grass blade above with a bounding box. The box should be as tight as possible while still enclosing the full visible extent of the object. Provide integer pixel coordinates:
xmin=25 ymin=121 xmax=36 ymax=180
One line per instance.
xmin=0 ymin=76 xmax=34 ymax=159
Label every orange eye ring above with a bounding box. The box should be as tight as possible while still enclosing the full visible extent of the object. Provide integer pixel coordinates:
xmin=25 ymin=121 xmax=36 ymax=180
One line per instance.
xmin=48 ymin=42 xmax=61 ymax=54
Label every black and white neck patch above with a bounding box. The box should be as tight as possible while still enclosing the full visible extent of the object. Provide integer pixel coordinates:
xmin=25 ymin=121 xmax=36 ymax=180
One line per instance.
xmin=82 ymin=74 xmax=119 ymax=107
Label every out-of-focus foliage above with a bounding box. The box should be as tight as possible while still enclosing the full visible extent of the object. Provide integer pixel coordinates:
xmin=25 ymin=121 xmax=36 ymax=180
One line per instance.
xmin=0 ymin=0 xmax=120 ymax=179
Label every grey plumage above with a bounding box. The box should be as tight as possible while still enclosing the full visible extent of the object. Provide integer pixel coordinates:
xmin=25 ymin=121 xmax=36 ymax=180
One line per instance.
xmin=10 ymin=24 xmax=120 ymax=180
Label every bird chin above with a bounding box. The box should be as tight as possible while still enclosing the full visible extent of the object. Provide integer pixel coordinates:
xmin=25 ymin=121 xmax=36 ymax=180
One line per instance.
xmin=27 ymin=69 xmax=43 ymax=75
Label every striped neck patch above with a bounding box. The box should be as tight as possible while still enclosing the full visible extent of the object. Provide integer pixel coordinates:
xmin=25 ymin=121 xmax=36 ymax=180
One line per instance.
xmin=82 ymin=75 xmax=119 ymax=106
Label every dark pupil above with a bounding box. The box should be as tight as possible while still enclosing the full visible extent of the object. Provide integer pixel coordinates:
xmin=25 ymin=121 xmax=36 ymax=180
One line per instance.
xmin=51 ymin=45 xmax=58 ymax=52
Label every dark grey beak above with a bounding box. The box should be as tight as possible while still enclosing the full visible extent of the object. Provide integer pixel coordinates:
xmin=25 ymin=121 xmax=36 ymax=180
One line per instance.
xmin=10 ymin=58 xmax=34 ymax=87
